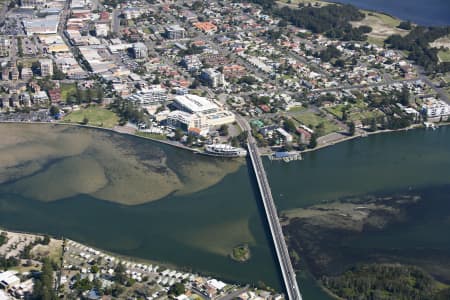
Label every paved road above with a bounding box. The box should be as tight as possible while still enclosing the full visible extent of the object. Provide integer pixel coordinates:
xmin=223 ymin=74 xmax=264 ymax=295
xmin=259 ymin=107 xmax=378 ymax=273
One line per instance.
xmin=112 ymin=9 xmax=121 ymax=34
xmin=236 ymin=115 xmax=302 ymax=300
xmin=216 ymin=286 xmax=250 ymax=300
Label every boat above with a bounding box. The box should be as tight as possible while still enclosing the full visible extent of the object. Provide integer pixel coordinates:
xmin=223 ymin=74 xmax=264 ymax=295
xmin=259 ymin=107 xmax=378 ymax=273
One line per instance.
xmin=204 ymin=144 xmax=247 ymax=157
xmin=424 ymin=122 xmax=437 ymax=130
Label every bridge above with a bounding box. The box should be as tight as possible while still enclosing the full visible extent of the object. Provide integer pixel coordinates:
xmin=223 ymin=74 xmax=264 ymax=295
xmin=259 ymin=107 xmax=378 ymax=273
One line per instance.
xmin=236 ymin=116 xmax=303 ymax=300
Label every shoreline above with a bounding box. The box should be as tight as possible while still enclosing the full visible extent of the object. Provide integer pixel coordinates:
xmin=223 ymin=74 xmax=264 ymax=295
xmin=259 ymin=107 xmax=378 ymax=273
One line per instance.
xmin=1 ymin=120 xmax=448 ymax=160
xmin=0 ymin=226 xmax=252 ymax=289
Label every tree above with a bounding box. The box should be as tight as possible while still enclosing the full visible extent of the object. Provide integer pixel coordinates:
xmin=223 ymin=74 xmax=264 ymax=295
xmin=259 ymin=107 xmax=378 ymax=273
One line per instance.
xmin=370 ymin=118 xmax=377 ymax=132
xmin=283 ymin=119 xmax=296 ymax=133
xmin=82 ymin=116 xmax=89 ymax=125
xmin=219 ymin=124 xmax=229 ymax=136
xmin=348 ymin=121 xmax=356 ymax=136
xmin=41 ymin=235 xmax=51 ymax=245
xmin=33 ymin=258 xmax=57 ymax=300
xmin=308 ymin=133 xmax=318 ymax=149
xmin=174 ymin=128 xmax=184 ymax=141
xmin=91 ymin=265 xmax=99 ymax=274
xmin=398 ymin=20 xmax=412 ymax=30
xmin=114 ymin=263 xmax=127 ymax=285
xmin=169 ymin=283 xmax=185 ymax=296
xmin=49 ymin=106 xmax=60 ymax=116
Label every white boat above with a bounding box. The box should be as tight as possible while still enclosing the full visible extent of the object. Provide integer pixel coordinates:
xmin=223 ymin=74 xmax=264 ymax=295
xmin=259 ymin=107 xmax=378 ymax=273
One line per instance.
xmin=204 ymin=144 xmax=247 ymax=157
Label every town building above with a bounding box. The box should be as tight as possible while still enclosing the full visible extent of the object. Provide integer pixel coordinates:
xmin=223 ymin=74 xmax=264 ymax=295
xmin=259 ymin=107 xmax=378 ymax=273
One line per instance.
xmin=20 ymin=0 xmax=46 ymax=8
xmin=0 ymin=38 xmax=10 ymax=57
xmin=170 ymin=94 xmax=235 ymax=131
xmin=422 ymin=98 xmax=450 ymax=119
xmin=132 ymin=43 xmax=148 ymax=59
xmin=164 ymin=25 xmax=186 ymax=40
xmin=40 ymin=59 xmax=54 ymax=77
xmin=200 ymin=68 xmax=225 ymax=88
xmin=128 ymin=86 xmax=168 ymax=106
xmin=21 ymin=67 xmax=33 ymax=81
xmin=181 ymin=55 xmax=202 ymax=72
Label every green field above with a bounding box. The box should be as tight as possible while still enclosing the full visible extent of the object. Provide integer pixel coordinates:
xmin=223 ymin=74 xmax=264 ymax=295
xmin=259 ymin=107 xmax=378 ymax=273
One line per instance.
xmin=325 ymin=102 xmax=384 ymax=123
xmin=64 ymin=107 xmax=119 ymax=128
xmin=60 ymin=83 xmax=77 ymax=101
xmin=438 ymin=50 xmax=450 ymax=63
xmin=291 ymin=111 xmax=341 ymax=136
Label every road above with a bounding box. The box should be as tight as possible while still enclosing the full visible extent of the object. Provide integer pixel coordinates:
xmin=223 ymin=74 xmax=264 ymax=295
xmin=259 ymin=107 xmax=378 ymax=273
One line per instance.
xmin=216 ymin=286 xmax=250 ymax=300
xmin=112 ymin=9 xmax=121 ymax=34
xmin=236 ymin=115 xmax=302 ymax=300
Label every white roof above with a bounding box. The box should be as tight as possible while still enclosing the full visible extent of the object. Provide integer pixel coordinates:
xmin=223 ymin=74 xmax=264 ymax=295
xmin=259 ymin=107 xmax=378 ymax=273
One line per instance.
xmin=174 ymin=94 xmax=218 ymax=113
xmin=0 ymin=271 xmax=20 ymax=286
xmin=207 ymin=279 xmax=226 ymax=290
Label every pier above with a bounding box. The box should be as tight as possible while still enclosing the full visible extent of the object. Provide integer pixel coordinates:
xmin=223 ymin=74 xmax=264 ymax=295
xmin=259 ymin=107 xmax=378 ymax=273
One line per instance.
xmin=237 ymin=116 xmax=303 ymax=300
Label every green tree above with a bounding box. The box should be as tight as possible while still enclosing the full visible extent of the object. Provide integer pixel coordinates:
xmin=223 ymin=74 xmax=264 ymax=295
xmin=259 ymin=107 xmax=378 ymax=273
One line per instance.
xmin=168 ymin=282 xmax=185 ymax=296
xmin=219 ymin=124 xmax=229 ymax=136
xmin=49 ymin=106 xmax=60 ymax=116
xmin=308 ymin=133 xmax=318 ymax=149
xmin=33 ymin=258 xmax=57 ymax=300
xmin=114 ymin=263 xmax=127 ymax=285
xmin=82 ymin=116 xmax=89 ymax=125
xmin=174 ymin=128 xmax=184 ymax=141
xmin=348 ymin=121 xmax=356 ymax=136
xmin=284 ymin=118 xmax=296 ymax=133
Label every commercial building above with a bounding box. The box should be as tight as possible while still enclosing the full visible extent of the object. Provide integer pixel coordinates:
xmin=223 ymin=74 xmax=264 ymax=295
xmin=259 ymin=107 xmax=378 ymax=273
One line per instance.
xmin=200 ymin=68 xmax=225 ymax=88
xmin=173 ymin=94 xmax=219 ymax=115
xmin=0 ymin=38 xmax=10 ymax=57
xmin=128 ymin=86 xmax=168 ymax=106
xmin=164 ymin=25 xmax=186 ymax=40
xmin=169 ymin=94 xmax=235 ymax=132
xmin=181 ymin=55 xmax=202 ymax=72
xmin=20 ymin=0 xmax=46 ymax=8
xmin=21 ymin=67 xmax=33 ymax=81
xmin=23 ymin=16 xmax=59 ymax=36
xmin=132 ymin=43 xmax=148 ymax=59
xmin=422 ymin=98 xmax=450 ymax=119
xmin=39 ymin=59 xmax=53 ymax=77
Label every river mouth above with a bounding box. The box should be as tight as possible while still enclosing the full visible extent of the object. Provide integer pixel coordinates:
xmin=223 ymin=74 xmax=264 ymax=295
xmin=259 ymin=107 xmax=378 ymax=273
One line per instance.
xmin=0 ymin=123 xmax=242 ymax=205
xmin=0 ymin=123 xmax=283 ymax=290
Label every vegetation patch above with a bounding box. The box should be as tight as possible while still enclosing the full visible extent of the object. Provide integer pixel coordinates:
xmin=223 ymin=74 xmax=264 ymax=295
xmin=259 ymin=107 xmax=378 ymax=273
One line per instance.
xmin=322 ymin=263 xmax=450 ymax=300
xmin=135 ymin=131 xmax=167 ymax=140
xmin=438 ymin=50 xmax=450 ymax=63
xmin=291 ymin=111 xmax=341 ymax=136
xmin=230 ymin=244 xmax=251 ymax=262
xmin=60 ymin=83 xmax=77 ymax=102
xmin=64 ymin=107 xmax=119 ymax=128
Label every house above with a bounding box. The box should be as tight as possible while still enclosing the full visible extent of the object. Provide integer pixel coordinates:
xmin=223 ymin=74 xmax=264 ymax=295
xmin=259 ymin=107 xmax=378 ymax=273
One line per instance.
xmin=193 ymin=22 xmax=217 ymax=34
xmin=33 ymin=91 xmax=49 ymax=104
xmin=48 ymin=89 xmax=62 ymax=103
xmin=0 ymin=271 xmax=20 ymax=289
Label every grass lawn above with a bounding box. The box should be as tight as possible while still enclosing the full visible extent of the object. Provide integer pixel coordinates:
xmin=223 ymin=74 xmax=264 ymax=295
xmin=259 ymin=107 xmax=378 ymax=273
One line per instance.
xmin=60 ymin=83 xmax=77 ymax=101
xmin=364 ymin=11 xmax=400 ymax=28
xmin=135 ymin=131 xmax=167 ymax=140
xmin=288 ymin=105 xmax=308 ymax=113
xmin=326 ymin=101 xmax=383 ymax=123
xmin=64 ymin=107 xmax=119 ymax=128
xmin=292 ymin=111 xmax=341 ymax=136
xmin=438 ymin=50 xmax=450 ymax=63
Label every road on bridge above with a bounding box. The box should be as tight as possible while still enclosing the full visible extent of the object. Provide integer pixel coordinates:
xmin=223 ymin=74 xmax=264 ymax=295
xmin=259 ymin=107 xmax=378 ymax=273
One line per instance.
xmin=236 ymin=115 xmax=302 ymax=300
